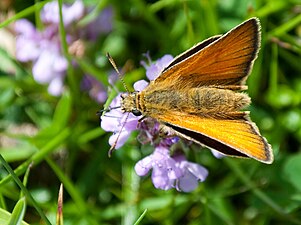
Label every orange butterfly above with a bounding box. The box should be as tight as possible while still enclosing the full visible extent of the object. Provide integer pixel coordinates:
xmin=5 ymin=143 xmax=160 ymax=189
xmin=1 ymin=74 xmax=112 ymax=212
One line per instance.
xmin=114 ymin=18 xmax=273 ymax=164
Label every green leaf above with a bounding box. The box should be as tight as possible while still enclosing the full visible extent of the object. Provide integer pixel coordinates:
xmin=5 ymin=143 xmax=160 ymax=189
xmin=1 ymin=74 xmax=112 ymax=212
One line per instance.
xmin=8 ymin=197 xmax=26 ymax=225
xmin=52 ymin=92 xmax=72 ymax=129
xmin=0 ymin=145 xmax=37 ymax=163
xmin=283 ymin=153 xmax=301 ymax=192
xmin=33 ymin=92 xmax=72 ymax=143
xmin=0 ymin=207 xmax=28 ymax=225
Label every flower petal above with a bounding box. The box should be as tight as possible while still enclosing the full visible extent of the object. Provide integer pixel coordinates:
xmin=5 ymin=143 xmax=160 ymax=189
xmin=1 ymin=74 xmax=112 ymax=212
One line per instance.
xmin=16 ymin=37 xmax=40 ymax=62
xmin=134 ymin=80 xmax=149 ymax=91
xmin=211 ymin=149 xmax=225 ymax=159
xmin=108 ymin=129 xmax=131 ymax=149
xmin=177 ymin=172 xmax=199 ymax=192
xmin=32 ymin=48 xmax=66 ymax=84
xmin=166 ymin=158 xmax=182 ymax=179
xmin=184 ymin=162 xmax=209 ymax=182
xmin=146 ymin=54 xmax=173 ymax=80
xmin=151 ymin=166 xmax=173 ymax=190
xmin=41 ymin=0 xmax=84 ymax=26
xmin=15 ymin=19 xmax=36 ymax=36
xmin=135 ymin=156 xmax=153 ymax=176
xmin=48 ymin=76 xmax=64 ymax=96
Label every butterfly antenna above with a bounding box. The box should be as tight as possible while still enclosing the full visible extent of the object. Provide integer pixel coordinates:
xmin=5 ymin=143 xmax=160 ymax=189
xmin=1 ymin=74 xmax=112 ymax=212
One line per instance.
xmin=106 ymin=53 xmax=130 ymax=93
xmin=106 ymin=53 xmax=132 ymax=157
xmin=97 ymin=106 xmax=121 ymax=116
xmin=108 ymin=112 xmax=130 ymax=157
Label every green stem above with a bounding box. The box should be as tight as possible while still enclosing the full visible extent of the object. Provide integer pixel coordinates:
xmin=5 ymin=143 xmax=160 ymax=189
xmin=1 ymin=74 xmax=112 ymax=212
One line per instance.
xmin=268 ymin=13 xmax=301 ymax=38
xmin=57 ymin=0 xmax=79 ymax=102
xmin=122 ymin=152 xmax=140 ymax=225
xmin=0 ymin=154 xmax=51 ymax=225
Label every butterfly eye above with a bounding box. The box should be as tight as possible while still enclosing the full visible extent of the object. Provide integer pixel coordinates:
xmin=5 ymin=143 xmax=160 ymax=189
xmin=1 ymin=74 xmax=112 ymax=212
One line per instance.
xmin=132 ymin=109 xmax=142 ymax=116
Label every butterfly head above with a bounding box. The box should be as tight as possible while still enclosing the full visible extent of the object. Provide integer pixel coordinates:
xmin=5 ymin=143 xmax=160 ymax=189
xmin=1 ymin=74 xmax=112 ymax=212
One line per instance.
xmin=121 ymin=92 xmax=142 ymax=116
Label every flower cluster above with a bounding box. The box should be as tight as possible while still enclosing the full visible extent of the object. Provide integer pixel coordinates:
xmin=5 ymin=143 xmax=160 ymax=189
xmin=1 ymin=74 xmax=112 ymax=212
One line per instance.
xmin=101 ymin=55 xmax=209 ymax=192
xmin=15 ymin=0 xmax=112 ymax=99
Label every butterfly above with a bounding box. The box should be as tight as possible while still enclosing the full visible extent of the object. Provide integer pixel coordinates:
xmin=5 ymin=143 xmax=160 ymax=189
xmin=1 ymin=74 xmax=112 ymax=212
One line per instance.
xmin=112 ymin=17 xmax=273 ymax=164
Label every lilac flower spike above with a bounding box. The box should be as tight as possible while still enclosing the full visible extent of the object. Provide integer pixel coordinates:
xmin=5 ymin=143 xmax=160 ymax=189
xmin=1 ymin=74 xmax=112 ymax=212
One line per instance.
xmin=15 ymin=0 xmax=113 ymax=97
xmin=15 ymin=19 xmax=41 ymax=62
xmin=15 ymin=18 xmax=67 ymax=96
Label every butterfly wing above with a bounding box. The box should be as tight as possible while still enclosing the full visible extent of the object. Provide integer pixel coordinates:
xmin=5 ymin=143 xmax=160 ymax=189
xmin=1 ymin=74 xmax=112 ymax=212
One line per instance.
xmin=155 ymin=110 xmax=273 ymax=164
xmin=163 ymin=35 xmax=222 ymax=71
xmin=152 ymin=18 xmax=260 ymax=89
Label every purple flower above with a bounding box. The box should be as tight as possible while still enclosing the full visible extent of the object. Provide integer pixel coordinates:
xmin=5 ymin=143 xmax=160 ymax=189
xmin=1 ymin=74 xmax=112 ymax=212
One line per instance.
xmin=173 ymin=154 xmax=208 ymax=192
xmin=101 ymin=94 xmax=141 ymax=149
xmin=135 ymin=146 xmax=208 ymax=192
xmin=41 ymin=0 xmax=84 ymax=26
xmin=15 ymin=0 xmax=113 ymax=96
xmin=85 ymin=6 xmax=113 ymax=40
xmin=135 ymin=146 xmax=182 ymax=190
xmin=141 ymin=54 xmax=174 ymax=81
xmin=15 ymin=19 xmax=67 ymax=96
xmin=32 ymin=39 xmax=68 ymax=96
xmin=15 ymin=19 xmax=41 ymax=62
xmin=81 ymin=75 xmax=107 ymax=103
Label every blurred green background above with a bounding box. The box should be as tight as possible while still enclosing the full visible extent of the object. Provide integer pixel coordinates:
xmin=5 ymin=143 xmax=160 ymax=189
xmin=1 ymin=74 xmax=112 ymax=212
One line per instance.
xmin=1 ymin=0 xmax=301 ymax=224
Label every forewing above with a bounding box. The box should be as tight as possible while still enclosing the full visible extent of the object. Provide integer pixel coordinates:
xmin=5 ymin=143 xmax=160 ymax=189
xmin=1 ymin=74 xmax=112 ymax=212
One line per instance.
xmin=153 ymin=18 xmax=261 ymax=89
xmin=162 ymin=35 xmax=222 ymax=72
xmin=156 ymin=111 xmax=273 ymax=164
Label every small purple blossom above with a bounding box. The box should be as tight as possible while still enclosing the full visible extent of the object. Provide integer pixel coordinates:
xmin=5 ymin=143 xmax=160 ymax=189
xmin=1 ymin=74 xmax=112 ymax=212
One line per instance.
xmin=15 ymin=0 xmax=113 ymax=96
xmin=135 ymin=146 xmax=181 ymax=190
xmin=141 ymin=54 xmax=174 ymax=80
xmin=211 ymin=149 xmax=225 ymax=159
xmin=101 ymin=94 xmax=141 ymax=149
xmin=40 ymin=0 xmax=84 ymax=26
xmin=133 ymin=80 xmax=148 ymax=91
xmin=15 ymin=18 xmax=67 ymax=96
xmin=135 ymin=146 xmax=208 ymax=192
xmin=81 ymin=75 xmax=107 ymax=103
xmin=85 ymin=6 xmax=113 ymax=40
xmin=173 ymin=154 xmax=208 ymax=192
xmin=15 ymin=19 xmax=41 ymax=62
xmin=101 ymin=54 xmax=209 ymax=192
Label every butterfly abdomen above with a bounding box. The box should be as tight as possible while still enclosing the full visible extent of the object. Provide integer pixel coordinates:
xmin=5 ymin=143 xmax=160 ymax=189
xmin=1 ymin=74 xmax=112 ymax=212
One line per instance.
xmin=187 ymin=88 xmax=250 ymax=116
